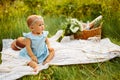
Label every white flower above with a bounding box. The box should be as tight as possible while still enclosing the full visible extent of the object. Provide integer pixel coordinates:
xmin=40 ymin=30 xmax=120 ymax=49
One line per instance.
xmin=70 ymin=24 xmax=79 ymax=33
xmin=66 ymin=18 xmax=83 ymax=33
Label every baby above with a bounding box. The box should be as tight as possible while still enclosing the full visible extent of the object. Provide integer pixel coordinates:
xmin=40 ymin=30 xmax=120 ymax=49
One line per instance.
xmin=11 ymin=15 xmax=54 ymax=72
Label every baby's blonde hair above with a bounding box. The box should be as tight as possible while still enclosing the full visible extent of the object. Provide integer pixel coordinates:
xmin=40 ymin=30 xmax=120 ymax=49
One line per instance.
xmin=27 ymin=15 xmax=43 ymax=27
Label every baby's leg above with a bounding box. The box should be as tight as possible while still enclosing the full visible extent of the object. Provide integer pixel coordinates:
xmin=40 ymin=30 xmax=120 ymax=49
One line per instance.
xmin=43 ymin=49 xmax=55 ymax=65
xmin=28 ymin=61 xmax=39 ymax=72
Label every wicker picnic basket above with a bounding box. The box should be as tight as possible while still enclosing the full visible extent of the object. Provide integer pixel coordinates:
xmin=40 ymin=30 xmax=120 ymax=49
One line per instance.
xmin=74 ymin=23 xmax=102 ymax=40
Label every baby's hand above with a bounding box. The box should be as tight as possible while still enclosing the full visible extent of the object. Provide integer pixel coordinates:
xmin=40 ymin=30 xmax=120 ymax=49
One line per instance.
xmin=31 ymin=56 xmax=38 ymax=63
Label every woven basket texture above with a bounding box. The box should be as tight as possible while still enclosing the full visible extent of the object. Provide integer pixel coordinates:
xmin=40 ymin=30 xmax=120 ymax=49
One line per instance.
xmin=74 ymin=23 xmax=102 ymax=39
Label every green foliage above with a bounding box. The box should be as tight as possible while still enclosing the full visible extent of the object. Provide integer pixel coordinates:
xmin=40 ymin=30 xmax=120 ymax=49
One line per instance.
xmin=101 ymin=0 xmax=120 ymax=40
xmin=44 ymin=15 xmax=66 ymax=37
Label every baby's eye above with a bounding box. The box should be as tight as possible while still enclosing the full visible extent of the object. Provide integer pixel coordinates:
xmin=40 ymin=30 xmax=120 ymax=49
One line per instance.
xmin=39 ymin=24 xmax=44 ymax=26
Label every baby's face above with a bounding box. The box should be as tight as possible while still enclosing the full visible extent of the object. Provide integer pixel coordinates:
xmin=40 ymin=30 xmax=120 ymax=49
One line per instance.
xmin=32 ymin=19 xmax=45 ymax=35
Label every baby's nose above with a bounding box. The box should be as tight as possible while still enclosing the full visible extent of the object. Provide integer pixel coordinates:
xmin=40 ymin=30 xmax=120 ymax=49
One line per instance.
xmin=41 ymin=26 xmax=44 ymax=30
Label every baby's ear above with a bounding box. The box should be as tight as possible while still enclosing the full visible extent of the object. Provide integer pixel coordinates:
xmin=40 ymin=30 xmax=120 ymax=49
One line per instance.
xmin=29 ymin=26 xmax=34 ymax=30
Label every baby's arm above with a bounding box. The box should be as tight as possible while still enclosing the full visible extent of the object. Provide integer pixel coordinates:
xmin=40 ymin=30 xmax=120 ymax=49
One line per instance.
xmin=45 ymin=38 xmax=54 ymax=51
xmin=43 ymin=38 xmax=54 ymax=65
xmin=25 ymin=38 xmax=38 ymax=63
xmin=45 ymin=38 xmax=50 ymax=48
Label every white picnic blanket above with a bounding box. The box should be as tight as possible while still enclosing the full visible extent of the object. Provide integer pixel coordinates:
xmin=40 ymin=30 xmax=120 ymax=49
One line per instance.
xmin=0 ymin=30 xmax=120 ymax=80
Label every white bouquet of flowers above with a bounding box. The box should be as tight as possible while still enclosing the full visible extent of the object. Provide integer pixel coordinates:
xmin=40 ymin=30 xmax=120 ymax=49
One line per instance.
xmin=57 ymin=18 xmax=84 ymax=42
xmin=57 ymin=15 xmax=102 ymax=42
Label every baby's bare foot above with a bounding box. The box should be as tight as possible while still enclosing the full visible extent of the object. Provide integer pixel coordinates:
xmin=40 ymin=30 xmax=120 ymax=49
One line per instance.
xmin=33 ymin=65 xmax=39 ymax=72
xmin=28 ymin=61 xmax=39 ymax=72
